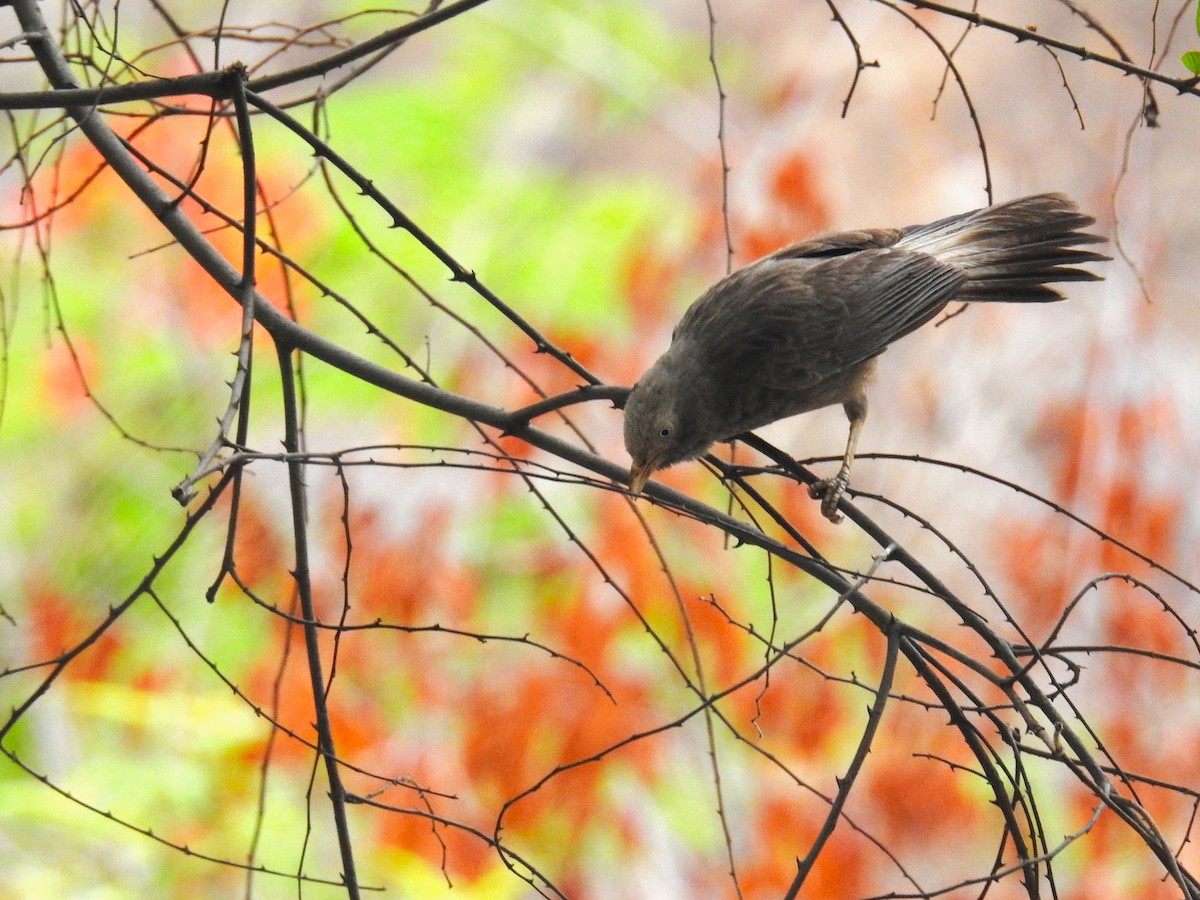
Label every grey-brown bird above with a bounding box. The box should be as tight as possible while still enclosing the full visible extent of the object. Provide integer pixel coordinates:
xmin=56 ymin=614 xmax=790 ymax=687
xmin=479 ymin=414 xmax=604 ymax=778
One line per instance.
xmin=623 ymin=193 xmax=1107 ymax=521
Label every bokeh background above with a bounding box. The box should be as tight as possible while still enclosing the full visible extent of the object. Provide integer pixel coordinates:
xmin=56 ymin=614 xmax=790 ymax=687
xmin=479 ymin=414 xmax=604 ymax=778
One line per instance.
xmin=2 ymin=1 xmax=1199 ymax=897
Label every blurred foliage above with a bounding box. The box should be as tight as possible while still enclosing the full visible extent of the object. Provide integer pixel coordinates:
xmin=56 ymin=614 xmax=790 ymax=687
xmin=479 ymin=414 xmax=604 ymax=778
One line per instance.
xmin=2 ymin=1 xmax=1199 ymax=898
xmin=1182 ymin=1 xmax=1200 ymax=74
xmin=0 ymin=2 xmax=711 ymax=896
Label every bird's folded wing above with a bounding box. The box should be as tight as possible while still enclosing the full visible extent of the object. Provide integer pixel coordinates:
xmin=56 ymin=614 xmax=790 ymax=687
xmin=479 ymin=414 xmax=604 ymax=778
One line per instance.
xmin=766 ymin=227 xmax=902 ymax=260
xmin=680 ymin=250 xmax=966 ymax=389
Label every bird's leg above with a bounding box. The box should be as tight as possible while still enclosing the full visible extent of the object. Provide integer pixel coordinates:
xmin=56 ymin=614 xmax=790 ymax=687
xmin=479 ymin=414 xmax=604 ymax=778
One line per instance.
xmin=808 ymin=397 xmax=866 ymax=523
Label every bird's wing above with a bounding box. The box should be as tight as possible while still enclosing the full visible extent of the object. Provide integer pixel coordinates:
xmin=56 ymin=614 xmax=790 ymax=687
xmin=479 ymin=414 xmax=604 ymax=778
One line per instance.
xmin=676 ymin=248 xmax=967 ymax=390
xmin=766 ymin=227 xmax=902 ymax=260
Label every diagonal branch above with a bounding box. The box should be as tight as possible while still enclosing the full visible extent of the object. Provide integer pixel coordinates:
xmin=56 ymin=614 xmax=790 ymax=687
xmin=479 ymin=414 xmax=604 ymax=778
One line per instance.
xmin=0 ymin=0 xmax=498 ymax=110
xmin=896 ymin=0 xmax=1200 ymax=96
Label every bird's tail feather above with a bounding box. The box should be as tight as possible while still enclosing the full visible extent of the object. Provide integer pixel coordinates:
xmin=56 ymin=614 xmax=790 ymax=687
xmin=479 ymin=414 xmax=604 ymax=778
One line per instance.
xmin=897 ymin=193 xmax=1108 ymax=302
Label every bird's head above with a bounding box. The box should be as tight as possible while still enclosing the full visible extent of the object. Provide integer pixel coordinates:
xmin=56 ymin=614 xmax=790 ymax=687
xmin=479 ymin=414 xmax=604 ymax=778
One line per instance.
xmin=622 ymin=345 xmax=715 ymax=493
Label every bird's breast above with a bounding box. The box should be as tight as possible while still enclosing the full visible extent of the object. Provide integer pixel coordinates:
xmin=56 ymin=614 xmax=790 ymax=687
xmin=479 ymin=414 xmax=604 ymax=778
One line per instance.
xmin=712 ymin=357 xmax=876 ymax=439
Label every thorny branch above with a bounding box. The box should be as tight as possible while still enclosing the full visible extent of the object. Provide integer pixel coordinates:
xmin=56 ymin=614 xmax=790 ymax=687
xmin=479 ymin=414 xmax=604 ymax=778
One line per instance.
xmin=3 ymin=1 xmax=1199 ymax=897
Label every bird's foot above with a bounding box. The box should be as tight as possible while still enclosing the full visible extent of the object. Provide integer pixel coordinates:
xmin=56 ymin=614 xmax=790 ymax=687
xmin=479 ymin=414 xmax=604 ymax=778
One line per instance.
xmin=808 ymin=472 xmax=850 ymax=523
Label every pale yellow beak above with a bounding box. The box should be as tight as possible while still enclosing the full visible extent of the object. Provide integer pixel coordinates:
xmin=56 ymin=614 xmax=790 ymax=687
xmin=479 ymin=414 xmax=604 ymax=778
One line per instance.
xmin=628 ymin=460 xmax=654 ymax=494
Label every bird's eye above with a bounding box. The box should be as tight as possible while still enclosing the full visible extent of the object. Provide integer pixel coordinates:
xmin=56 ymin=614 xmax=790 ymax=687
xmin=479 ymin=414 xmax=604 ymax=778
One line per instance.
xmin=659 ymin=427 xmax=672 ymax=437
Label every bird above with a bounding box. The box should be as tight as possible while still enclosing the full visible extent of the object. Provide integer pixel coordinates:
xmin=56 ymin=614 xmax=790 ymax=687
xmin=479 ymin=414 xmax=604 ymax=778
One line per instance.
xmin=622 ymin=193 xmax=1107 ymax=522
